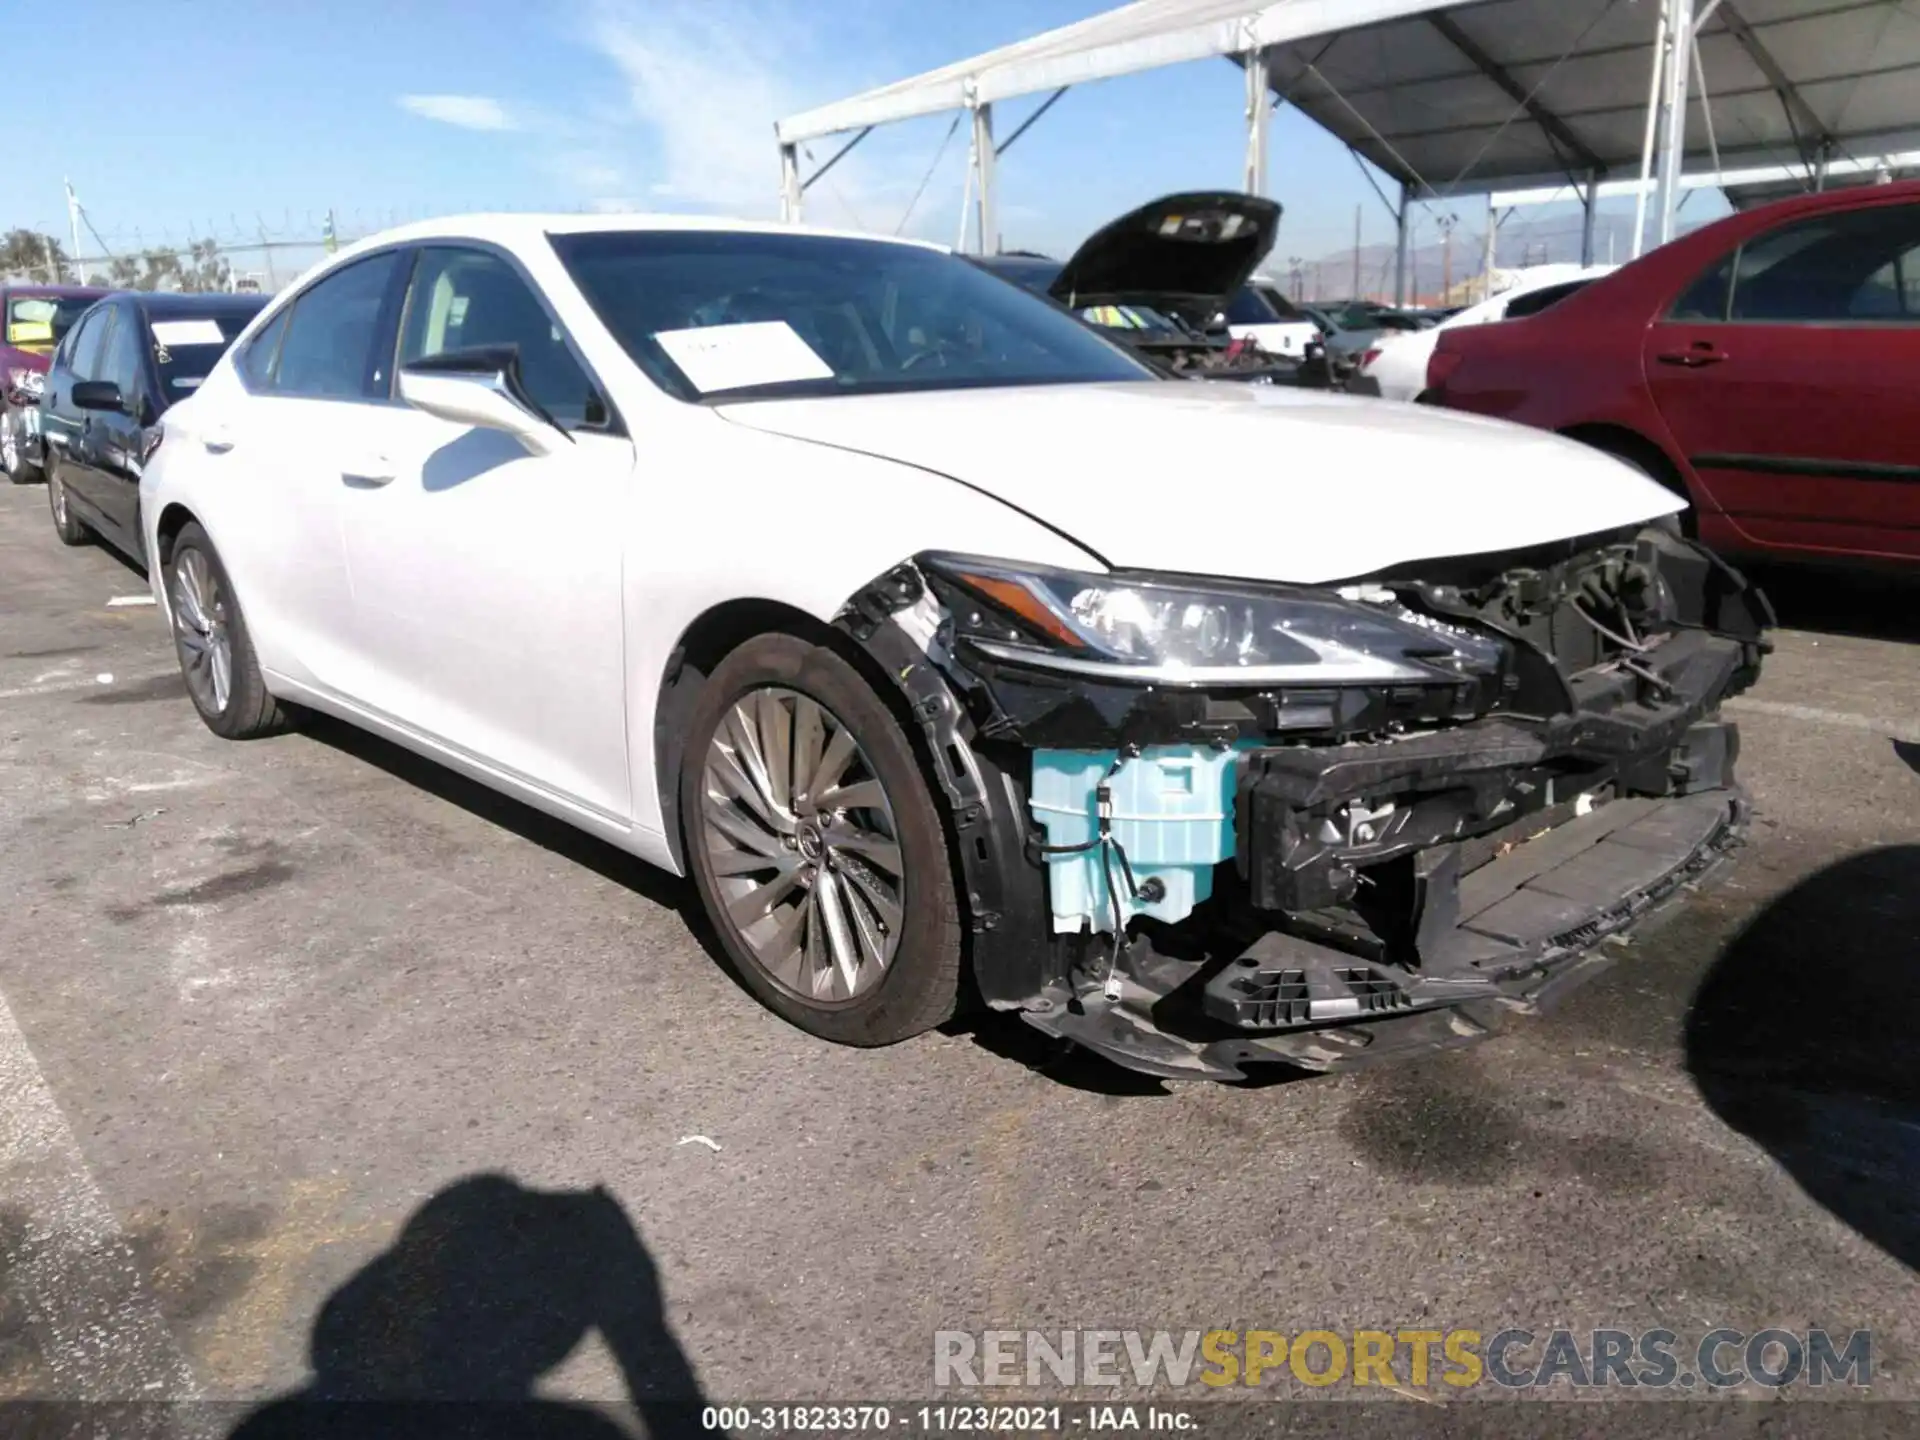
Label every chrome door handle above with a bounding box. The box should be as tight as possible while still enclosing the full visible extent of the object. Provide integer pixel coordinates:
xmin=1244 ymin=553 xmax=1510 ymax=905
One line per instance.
xmin=340 ymin=464 xmax=395 ymax=488
xmin=203 ymin=436 xmax=235 ymax=454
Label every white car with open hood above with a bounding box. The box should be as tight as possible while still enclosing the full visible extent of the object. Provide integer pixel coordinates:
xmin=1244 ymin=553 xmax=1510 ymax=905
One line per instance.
xmin=141 ymin=214 xmax=1771 ymax=1081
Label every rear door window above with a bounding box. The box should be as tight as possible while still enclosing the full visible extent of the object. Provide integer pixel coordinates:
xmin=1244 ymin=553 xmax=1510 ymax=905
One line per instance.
xmin=238 ymin=309 xmax=290 ymax=389
xmin=98 ymin=307 xmax=144 ymax=403
xmin=272 ymin=252 xmax=403 ymax=399
xmin=1674 ymin=203 xmax=1920 ymax=324
xmin=66 ymin=309 xmax=110 ymax=380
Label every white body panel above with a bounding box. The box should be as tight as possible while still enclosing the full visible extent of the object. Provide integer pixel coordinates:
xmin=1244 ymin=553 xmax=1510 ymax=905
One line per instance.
xmin=1361 ymin=265 xmax=1618 ymax=403
xmin=718 ymin=381 xmax=1679 ymax=583
xmin=143 ymin=215 xmax=1675 ymax=880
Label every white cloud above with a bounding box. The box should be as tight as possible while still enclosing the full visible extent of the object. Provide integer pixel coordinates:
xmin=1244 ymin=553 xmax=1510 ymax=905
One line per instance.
xmin=582 ymin=0 xmax=894 ymax=222
xmin=398 ymin=94 xmax=518 ymax=132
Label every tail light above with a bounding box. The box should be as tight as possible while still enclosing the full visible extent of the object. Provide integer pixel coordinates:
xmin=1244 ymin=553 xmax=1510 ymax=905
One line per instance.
xmin=1359 ymin=347 xmax=1382 ymax=371
xmin=1426 ymin=349 xmax=1464 ymax=393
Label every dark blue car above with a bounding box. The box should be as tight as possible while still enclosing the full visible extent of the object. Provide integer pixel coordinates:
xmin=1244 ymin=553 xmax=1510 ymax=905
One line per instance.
xmin=39 ymin=290 xmax=266 ymax=563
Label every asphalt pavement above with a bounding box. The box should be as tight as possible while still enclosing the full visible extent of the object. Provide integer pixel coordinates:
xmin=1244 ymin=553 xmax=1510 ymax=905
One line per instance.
xmin=0 ymin=480 xmax=1916 ymax=1434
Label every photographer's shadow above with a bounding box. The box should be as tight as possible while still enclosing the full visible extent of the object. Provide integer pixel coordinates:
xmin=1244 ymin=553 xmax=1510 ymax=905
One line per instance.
xmin=1684 ymin=845 xmax=1920 ymax=1272
xmin=231 ymin=1173 xmax=706 ymax=1439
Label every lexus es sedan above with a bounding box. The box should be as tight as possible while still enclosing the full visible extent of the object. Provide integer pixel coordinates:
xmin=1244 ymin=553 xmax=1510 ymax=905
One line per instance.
xmin=140 ymin=214 xmax=1770 ymax=1082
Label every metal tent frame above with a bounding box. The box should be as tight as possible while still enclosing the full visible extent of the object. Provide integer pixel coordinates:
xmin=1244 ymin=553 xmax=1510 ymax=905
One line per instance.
xmin=774 ymin=0 xmax=1920 ymax=302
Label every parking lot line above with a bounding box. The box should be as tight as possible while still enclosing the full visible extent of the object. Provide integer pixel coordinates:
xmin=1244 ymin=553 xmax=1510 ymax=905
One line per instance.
xmin=1724 ymin=695 xmax=1920 ymax=744
xmin=0 ymin=671 xmax=178 ymax=704
xmin=0 ymin=993 xmax=197 ymax=1399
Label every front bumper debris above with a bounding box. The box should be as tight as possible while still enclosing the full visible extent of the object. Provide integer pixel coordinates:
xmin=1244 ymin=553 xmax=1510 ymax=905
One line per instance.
xmin=837 ymin=527 xmax=1769 ymax=1083
xmin=1017 ymin=786 xmax=1743 ymax=1082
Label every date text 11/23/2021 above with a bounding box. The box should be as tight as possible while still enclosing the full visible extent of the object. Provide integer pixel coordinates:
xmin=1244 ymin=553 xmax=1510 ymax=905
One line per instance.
xmin=701 ymin=1405 xmax=1198 ymax=1433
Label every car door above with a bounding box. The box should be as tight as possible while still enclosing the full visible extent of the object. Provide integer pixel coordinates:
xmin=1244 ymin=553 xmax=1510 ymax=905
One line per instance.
xmin=331 ymin=243 xmax=634 ymax=821
xmin=1643 ymin=200 xmax=1920 ymax=561
xmin=44 ymin=306 xmax=111 ymax=512
xmin=202 ymin=252 xmax=403 ymax=696
xmin=86 ymin=302 xmax=149 ymax=547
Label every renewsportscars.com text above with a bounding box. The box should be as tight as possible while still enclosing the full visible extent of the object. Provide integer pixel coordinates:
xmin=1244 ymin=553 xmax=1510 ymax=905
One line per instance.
xmin=933 ymin=1327 xmax=1872 ymax=1391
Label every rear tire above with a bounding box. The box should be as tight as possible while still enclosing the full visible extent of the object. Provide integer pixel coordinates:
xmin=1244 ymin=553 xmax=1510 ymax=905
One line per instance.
xmin=47 ymin=475 xmax=88 ymax=544
xmin=681 ymin=633 xmax=963 ymax=1046
xmin=164 ymin=522 xmax=288 ymax=739
xmin=2 ymin=413 xmax=40 ymax=485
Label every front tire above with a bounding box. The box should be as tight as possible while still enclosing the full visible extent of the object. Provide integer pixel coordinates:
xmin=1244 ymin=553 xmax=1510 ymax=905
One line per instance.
xmin=681 ymin=633 xmax=963 ymax=1046
xmin=164 ymin=522 xmax=287 ymax=739
xmin=47 ymin=475 xmax=88 ymax=544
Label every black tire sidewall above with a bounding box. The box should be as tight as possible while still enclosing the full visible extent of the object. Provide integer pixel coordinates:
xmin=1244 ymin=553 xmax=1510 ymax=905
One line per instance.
xmin=165 ymin=522 xmax=278 ymax=739
xmin=681 ymin=633 xmax=962 ymax=1046
xmin=47 ymin=476 xmax=86 ymax=543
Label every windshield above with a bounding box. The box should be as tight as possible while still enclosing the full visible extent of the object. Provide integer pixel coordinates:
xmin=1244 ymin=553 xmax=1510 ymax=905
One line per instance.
xmin=150 ymin=312 xmax=256 ymax=399
xmin=7 ymin=296 xmax=94 ymax=350
xmin=552 ymin=230 xmax=1154 ymax=401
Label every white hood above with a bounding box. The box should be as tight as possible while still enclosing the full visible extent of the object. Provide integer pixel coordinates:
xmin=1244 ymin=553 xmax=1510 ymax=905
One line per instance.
xmin=716 ymin=382 xmax=1681 ymax=584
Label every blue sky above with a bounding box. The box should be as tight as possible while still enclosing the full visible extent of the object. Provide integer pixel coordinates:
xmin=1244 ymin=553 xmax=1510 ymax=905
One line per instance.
xmin=12 ymin=0 xmax=1660 ymax=279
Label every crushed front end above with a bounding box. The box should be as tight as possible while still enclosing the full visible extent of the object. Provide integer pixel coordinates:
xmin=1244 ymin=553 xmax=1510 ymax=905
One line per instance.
xmin=837 ymin=526 xmax=1770 ymax=1082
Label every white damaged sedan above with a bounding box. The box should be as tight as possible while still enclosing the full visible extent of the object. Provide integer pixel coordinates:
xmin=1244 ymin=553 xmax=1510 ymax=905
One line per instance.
xmin=141 ymin=212 xmax=1771 ymax=1080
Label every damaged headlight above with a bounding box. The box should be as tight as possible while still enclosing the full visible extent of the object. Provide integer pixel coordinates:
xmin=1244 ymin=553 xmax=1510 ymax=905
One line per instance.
xmin=928 ymin=555 xmax=1505 ymax=686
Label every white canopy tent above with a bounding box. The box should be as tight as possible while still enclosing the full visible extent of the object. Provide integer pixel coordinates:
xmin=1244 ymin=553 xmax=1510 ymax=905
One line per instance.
xmin=775 ymin=0 xmax=1920 ymax=302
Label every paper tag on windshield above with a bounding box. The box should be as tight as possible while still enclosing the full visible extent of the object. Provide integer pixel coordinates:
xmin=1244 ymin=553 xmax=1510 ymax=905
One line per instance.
xmin=151 ymin=319 xmax=226 ymax=347
xmin=653 ymin=321 xmax=833 ymax=394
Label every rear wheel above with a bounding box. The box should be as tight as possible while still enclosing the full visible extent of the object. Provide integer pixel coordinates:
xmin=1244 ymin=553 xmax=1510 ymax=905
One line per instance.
xmin=47 ymin=474 xmax=88 ymax=544
xmin=164 ymin=522 xmax=287 ymax=739
xmin=681 ymin=633 xmax=962 ymax=1046
xmin=2 ymin=413 xmax=39 ymax=484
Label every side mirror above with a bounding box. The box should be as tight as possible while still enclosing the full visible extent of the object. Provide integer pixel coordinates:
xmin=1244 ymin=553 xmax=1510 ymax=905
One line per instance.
xmin=71 ymin=379 xmax=125 ymax=412
xmin=397 ymin=346 xmax=567 ymax=455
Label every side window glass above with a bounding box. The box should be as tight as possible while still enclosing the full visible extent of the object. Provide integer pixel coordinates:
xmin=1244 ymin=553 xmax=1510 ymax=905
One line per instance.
xmin=1726 ymin=204 xmax=1920 ymax=323
xmin=100 ymin=310 xmax=144 ymax=399
xmin=273 ymin=253 xmax=402 ymax=399
xmin=398 ymin=247 xmax=603 ymax=427
xmin=69 ymin=310 xmax=110 ymax=380
xmin=1670 ymin=253 xmax=1734 ymax=322
xmin=238 ymin=309 xmax=290 ymax=389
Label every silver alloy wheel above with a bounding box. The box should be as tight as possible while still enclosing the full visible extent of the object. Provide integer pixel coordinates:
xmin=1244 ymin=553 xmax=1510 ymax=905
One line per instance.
xmin=702 ymin=686 xmax=906 ymax=1005
xmin=1 ymin=418 xmax=17 ymax=473
xmin=171 ymin=548 xmax=233 ymax=715
xmin=48 ymin=476 xmax=68 ymax=526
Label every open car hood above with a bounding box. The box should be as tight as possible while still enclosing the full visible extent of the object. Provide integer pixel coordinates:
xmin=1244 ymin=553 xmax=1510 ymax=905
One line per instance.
xmin=1047 ymin=192 xmax=1281 ymax=327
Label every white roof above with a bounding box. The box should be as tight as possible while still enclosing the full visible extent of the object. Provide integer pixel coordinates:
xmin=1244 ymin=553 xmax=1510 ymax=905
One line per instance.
xmin=780 ymin=0 xmax=1920 ymax=195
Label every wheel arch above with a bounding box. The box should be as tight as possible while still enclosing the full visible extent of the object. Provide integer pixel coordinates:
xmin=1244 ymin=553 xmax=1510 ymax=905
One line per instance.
xmin=152 ymin=501 xmax=199 ymax=568
xmin=651 ymin=596 xmax=925 ymax=874
xmin=1557 ymin=422 xmax=1691 ymax=501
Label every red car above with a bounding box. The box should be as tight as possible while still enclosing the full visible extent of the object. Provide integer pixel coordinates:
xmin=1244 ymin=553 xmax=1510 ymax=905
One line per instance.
xmin=2 ymin=283 xmax=108 ymax=483
xmin=1425 ymin=180 xmax=1920 ymax=568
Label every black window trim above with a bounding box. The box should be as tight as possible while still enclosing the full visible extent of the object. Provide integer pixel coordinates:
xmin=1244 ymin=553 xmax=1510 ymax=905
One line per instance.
xmin=391 ymin=237 xmax=626 ymax=437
